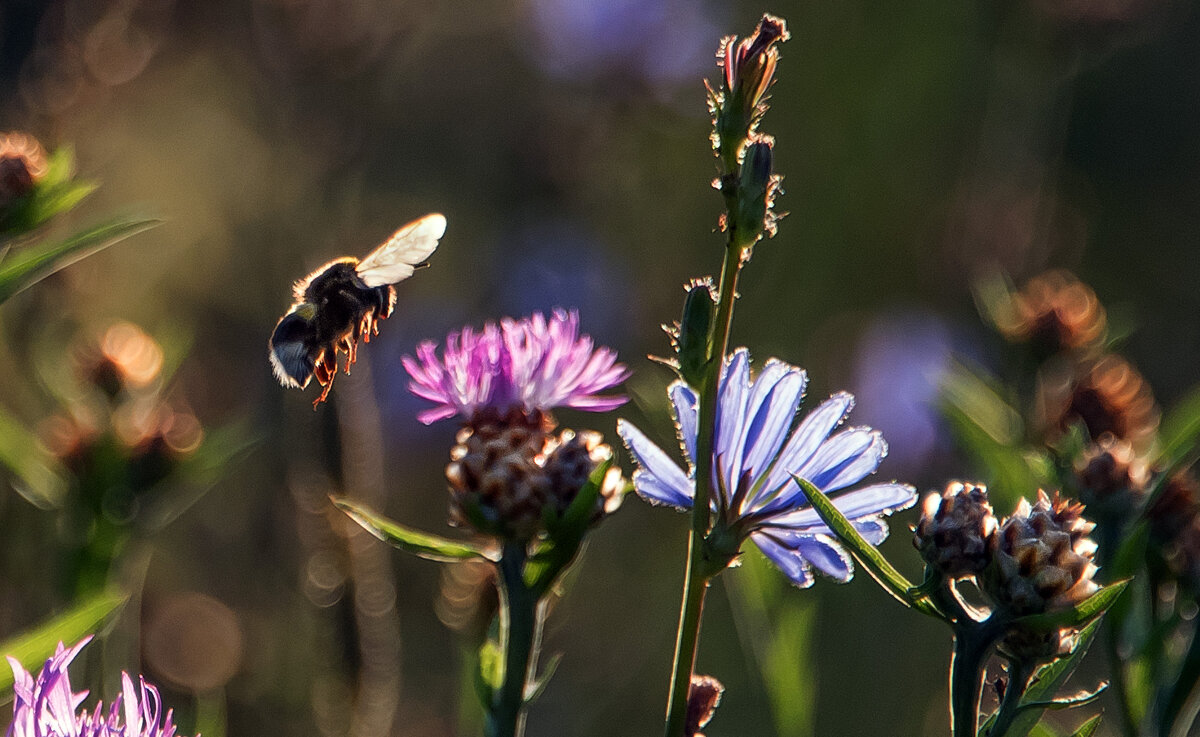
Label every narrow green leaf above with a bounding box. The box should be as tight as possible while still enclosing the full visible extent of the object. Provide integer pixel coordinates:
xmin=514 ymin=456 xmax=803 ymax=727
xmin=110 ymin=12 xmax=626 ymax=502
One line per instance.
xmin=1068 ymin=715 xmax=1102 ymax=737
xmin=0 ymin=216 xmax=160 ymax=303
xmin=0 ymin=591 xmax=128 ymax=692
xmin=475 ymin=638 xmax=503 ymax=706
xmin=1160 ymin=384 xmax=1200 ymax=464
xmin=523 ymin=652 xmax=562 ymax=703
xmin=994 ymin=618 xmax=1104 ymax=737
xmin=0 ymin=407 xmax=68 ymax=509
xmin=333 ymin=498 xmax=496 ymax=562
xmin=794 ymin=477 xmax=941 ymax=618
xmin=1017 ymin=683 xmax=1107 ymax=711
xmin=1011 ymin=580 xmax=1129 ymax=633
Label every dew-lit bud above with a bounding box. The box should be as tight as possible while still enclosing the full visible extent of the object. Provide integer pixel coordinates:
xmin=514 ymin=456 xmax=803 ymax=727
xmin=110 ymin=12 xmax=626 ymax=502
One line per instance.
xmin=1039 ymin=354 xmax=1159 ymax=451
xmin=731 ymin=136 xmax=781 ymax=254
xmin=998 ymin=270 xmax=1106 ymax=355
xmin=1074 ymin=434 xmax=1148 ymax=513
xmin=710 ymin=15 xmax=789 ymax=169
xmin=670 ymin=278 xmax=716 ymax=387
xmin=685 ymin=674 xmax=724 ymax=737
xmin=982 ymin=491 xmax=1099 ymax=617
xmin=0 ymin=132 xmax=48 ymax=212
xmin=913 ymin=481 xmax=998 ymax=577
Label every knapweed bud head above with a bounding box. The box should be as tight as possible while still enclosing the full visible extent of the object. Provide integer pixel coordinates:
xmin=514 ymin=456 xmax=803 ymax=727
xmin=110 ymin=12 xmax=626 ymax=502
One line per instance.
xmin=710 ymin=15 xmax=789 ymax=171
xmin=997 ymin=270 xmax=1107 ymax=357
xmin=913 ymin=481 xmax=998 ymax=578
xmin=0 ymin=132 xmax=48 ymax=213
xmin=1039 ymin=354 xmax=1160 ymax=452
xmin=982 ymin=490 xmax=1100 ymax=618
xmin=685 ymin=674 xmax=724 ymax=737
xmin=1074 ymin=433 xmax=1148 ymax=514
xmin=77 ymin=322 xmax=165 ymax=400
xmin=669 ymin=278 xmax=716 ymax=386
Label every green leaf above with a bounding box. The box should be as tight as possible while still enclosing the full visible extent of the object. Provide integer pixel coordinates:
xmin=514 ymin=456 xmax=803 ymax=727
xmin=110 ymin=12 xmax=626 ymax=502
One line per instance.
xmin=0 ymin=407 xmax=68 ymax=509
xmin=0 ymin=147 xmax=97 ymax=235
xmin=992 ymin=618 xmax=1104 ymax=737
xmin=1068 ymin=715 xmax=1102 ymax=737
xmin=794 ymin=477 xmax=942 ymax=618
xmin=333 ymin=497 xmax=496 ymax=562
xmin=1010 ymin=580 xmax=1129 ymax=633
xmin=1159 ymin=384 xmax=1200 ymax=465
xmin=475 ymin=638 xmax=503 ymax=706
xmin=1017 ymin=683 xmax=1107 ymax=711
xmin=525 ymin=459 xmax=613 ymax=595
xmin=0 ymin=216 xmax=160 ymax=304
xmin=523 ymin=652 xmax=562 ymax=703
xmin=0 ymin=591 xmax=128 ymax=692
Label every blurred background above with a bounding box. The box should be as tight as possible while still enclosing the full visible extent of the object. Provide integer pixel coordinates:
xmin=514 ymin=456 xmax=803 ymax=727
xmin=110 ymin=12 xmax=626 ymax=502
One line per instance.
xmin=1 ymin=0 xmax=1198 ymax=735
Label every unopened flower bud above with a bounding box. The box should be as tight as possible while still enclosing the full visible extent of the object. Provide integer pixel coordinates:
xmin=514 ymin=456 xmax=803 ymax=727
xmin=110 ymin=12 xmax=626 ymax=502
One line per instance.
xmin=685 ymin=674 xmax=724 ymax=737
xmin=731 ymin=137 xmax=778 ymax=253
xmin=710 ymin=15 xmax=789 ymax=169
xmin=997 ymin=270 xmax=1106 ymax=356
xmin=1039 ymin=354 xmax=1159 ymax=451
xmin=982 ymin=491 xmax=1099 ymax=617
xmin=671 ymin=279 xmax=716 ymax=386
xmin=913 ymin=481 xmax=998 ymax=577
xmin=1074 ymin=434 xmax=1148 ymax=512
xmin=0 ymin=132 xmax=48 ymax=213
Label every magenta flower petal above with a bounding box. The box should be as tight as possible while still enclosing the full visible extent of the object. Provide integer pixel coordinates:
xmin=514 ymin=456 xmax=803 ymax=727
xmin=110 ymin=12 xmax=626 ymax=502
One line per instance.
xmin=404 ymin=309 xmax=629 ymax=423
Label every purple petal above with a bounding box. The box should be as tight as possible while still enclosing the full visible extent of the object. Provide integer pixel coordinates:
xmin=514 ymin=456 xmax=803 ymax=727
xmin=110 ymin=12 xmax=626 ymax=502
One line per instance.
xmin=739 ymin=362 xmax=807 ymax=481
xmin=714 ymin=349 xmax=751 ymax=499
xmin=854 ymin=518 xmax=890 ymax=545
xmin=757 ymin=392 xmax=855 ymax=503
xmin=670 ymin=382 xmax=699 ymax=466
xmin=751 ymin=532 xmax=815 ymax=588
xmin=795 ymin=535 xmax=854 ymax=582
xmin=617 ymin=419 xmax=694 ymax=509
xmin=797 ymin=429 xmax=885 ymax=492
xmin=765 ymin=483 xmax=918 ymax=531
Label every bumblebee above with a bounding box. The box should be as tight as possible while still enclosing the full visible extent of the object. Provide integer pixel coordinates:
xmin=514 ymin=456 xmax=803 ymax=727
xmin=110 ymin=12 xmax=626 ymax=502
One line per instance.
xmin=269 ymin=213 xmax=445 ymax=406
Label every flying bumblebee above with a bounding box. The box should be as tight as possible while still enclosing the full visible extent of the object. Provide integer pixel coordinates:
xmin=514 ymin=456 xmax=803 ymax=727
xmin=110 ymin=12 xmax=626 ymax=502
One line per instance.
xmin=269 ymin=213 xmax=446 ymax=407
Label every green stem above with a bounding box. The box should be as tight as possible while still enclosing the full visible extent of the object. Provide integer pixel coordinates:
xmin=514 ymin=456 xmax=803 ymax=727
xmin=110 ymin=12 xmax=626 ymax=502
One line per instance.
xmin=662 ymin=232 xmax=745 ymax=737
xmin=950 ymin=623 xmax=999 ymax=737
xmin=988 ymin=658 xmax=1033 ymax=737
xmin=489 ymin=542 xmax=538 ymax=737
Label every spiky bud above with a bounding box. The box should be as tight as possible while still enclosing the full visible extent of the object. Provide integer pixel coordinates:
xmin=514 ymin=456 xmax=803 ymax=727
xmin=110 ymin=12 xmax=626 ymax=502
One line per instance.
xmin=998 ymin=270 xmax=1106 ymax=355
xmin=685 ymin=675 xmax=724 ymax=737
xmin=913 ymin=481 xmax=998 ymax=577
xmin=982 ymin=491 xmax=1099 ymax=618
xmin=1039 ymin=354 xmax=1159 ymax=450
xmin=445 ymin=408 xmax=621 ymax=540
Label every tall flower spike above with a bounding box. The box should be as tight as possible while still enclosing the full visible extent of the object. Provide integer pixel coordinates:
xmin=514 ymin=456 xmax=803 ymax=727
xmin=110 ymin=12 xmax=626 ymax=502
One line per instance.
xmin=6 ymin=636 xmax=191 ymax=737
xmin=618 ymin=349 xmax=916 ymax=587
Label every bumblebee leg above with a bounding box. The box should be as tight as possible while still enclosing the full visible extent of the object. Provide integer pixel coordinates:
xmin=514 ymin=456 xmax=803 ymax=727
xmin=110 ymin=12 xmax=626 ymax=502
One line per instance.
xmin=311 ymin=351 xmax=337 ymax=408
xmin=344 ymin=336 xmax=357 ymax=373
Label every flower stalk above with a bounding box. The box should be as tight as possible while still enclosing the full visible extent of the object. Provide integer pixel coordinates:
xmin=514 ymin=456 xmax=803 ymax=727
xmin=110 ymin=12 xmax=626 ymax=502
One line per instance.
xmin=488 ymin=541 xmax=542 ymax=737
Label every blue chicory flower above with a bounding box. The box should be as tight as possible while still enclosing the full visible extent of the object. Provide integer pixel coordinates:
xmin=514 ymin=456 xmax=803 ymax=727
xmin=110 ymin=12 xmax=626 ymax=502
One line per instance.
xmin=6 ymin=636 xmax=189 ymax=737
xmin=618 ymin=348 xmax=916 ymax=587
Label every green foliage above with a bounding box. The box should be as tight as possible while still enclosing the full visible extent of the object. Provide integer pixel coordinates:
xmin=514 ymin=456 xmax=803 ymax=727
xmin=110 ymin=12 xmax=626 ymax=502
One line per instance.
xmin=333 ymin=498 xmax=496 ymax=562
xmin=1158 ymin=385 xmax=1200 ymax=465
xmin=1068 ymin=715 xmax=1103 ymax=737
xmin=0 ymin=147 xmax=97 ymax=235
xmin=1010 ymin=580 xmax=1129 ymax=633
xmin=0 ymin=591 xmax=127 ymax=693
xmin=0 ymin=406 xmax=68 ymax=509
xmin=0 ymin=216 xmax=160 ymax=304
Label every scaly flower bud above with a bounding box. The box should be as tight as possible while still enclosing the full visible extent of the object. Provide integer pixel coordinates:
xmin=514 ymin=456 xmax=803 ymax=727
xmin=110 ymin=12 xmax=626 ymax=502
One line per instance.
xmin=984 ymin=491 xmax=1099 ymax=613
xmin=709 ymin=15 xmax=789 ymax=171
xmin=912 ymin=481 xmax=998 ymax=578
xmin=667 ymin=278 xmax=716 ymax=387
xmin=998 ymin=270 xmax=1107 ymax=355
xmin=1039 ymin=354 xmax=1159 ymax=451
xmin=1074 ymin=434 xmax=1148 ymax=512
xmin=0 ymin=132 xmax=48 ymax=213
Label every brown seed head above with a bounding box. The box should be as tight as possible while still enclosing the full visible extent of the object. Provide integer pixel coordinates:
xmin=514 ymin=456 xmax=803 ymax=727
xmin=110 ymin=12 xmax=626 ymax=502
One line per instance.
xmin=1040 ymin=354 xmax=1159 ymax=451
xmin=685 ymin=674 xmax=724 ymax=737
xmin=0 ymin=132 xmax=48 ymax=210
xmin=983 ymin=490 xmax=1100 ymax=617
xmin=999 ymin=270 xmax=1106 ymax=354
xmin=912 ymin=481 xmax=999 ymax=577
xmin=446 ymin=408 xmax=619 ymax=539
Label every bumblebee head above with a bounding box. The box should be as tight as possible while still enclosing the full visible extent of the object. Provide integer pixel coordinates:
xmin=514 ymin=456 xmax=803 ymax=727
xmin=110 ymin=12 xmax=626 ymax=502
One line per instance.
xmin=269 ymin=307 xmax=317 ymax=388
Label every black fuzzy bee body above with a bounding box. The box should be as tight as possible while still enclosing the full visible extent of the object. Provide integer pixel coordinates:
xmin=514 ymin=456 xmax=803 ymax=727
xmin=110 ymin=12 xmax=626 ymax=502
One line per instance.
xmin=268 ymin=214 xmax=445 ymax=406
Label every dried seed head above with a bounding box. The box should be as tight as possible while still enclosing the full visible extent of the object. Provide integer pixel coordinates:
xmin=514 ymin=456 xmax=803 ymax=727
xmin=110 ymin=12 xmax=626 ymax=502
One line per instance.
xmin=1040 ymin=354 xmax=1159 ymax=450
xmin=999 ymin=270 xmax=1106 ymax=354
xmin=685 ymin=674 xmax=724 ymax=737
xmin=446 ymin=408 xmax=619 ymax=539
xmin=913 ymin=481 xmax=999 ymax=577
xmin=982 ymin=490 xmax=1100 ymax=617
xmin=1147 ymin=470 xmax=1200 ymax=546
xmin=0 ymin=132 xmax=48 ymax=210
xmin=1074 ymin=433 xmax=1149 ymax=509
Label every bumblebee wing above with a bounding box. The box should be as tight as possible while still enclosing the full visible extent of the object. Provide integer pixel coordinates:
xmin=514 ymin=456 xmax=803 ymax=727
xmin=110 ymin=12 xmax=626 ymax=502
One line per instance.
xmin=269 ymin=307 xmax=318 ymax=388
xmin=355 ymin=213 xmax=446 ymax=288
